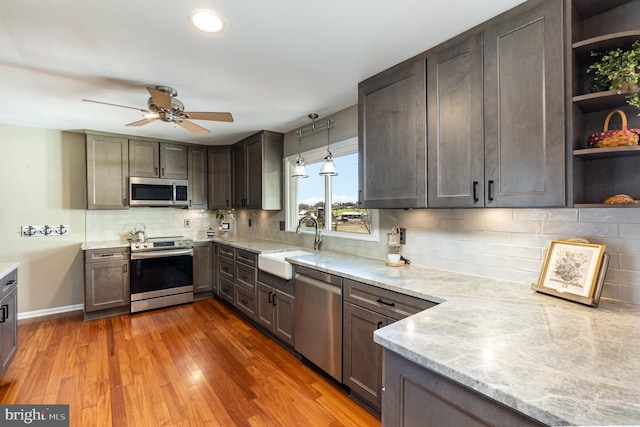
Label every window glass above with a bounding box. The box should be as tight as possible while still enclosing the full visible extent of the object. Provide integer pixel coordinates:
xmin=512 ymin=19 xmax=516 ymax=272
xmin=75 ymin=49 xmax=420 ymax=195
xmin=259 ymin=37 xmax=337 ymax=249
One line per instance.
xmin=288 ymin=138 xmax=377 ymax=240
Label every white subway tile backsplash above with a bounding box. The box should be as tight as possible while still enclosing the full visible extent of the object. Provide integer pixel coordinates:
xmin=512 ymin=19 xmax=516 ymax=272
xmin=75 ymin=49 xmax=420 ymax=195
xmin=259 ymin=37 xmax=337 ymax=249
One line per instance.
xmin=87 ymin=206 xmax=640 ymax=305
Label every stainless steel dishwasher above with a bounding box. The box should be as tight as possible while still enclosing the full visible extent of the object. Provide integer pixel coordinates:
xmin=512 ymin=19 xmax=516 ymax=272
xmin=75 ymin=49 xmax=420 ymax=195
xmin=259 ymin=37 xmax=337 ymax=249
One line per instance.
xmin=294 ymin=265 xmax=343 ymax=382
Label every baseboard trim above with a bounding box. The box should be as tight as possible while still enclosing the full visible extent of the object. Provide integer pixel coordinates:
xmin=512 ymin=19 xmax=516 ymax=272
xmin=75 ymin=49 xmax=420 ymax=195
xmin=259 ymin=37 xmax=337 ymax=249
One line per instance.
xmin=18 ymin=304 xmax=83 ymax=320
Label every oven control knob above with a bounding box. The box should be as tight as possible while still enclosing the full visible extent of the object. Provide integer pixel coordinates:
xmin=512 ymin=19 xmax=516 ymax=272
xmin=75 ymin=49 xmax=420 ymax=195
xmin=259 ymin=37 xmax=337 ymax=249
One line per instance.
xmin=143 ymin=243 xmax=148 ymax=248
xmin=134 ymin=243 xmax=140 ymax=249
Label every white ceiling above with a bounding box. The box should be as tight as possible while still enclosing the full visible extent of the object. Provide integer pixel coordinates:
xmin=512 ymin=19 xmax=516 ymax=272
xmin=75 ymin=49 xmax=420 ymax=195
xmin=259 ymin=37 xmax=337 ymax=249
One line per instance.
xmin=0 ymin=0 xmax=525 ymax=145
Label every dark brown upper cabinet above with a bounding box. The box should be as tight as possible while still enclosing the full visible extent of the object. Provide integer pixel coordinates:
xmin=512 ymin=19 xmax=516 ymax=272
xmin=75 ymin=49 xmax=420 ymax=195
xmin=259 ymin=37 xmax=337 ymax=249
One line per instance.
xmin=358 ymin=59 xmax=427 ymax=209
xmin=231 ymin=131 xmax=283 ymax=210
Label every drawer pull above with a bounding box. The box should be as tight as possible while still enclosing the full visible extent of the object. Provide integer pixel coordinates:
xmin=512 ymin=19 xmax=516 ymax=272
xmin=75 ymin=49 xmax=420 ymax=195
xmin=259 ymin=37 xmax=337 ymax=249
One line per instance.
xmin=376 ymin=298 xmax=396 ymax=307
xmin=241 ymin=275 xmax=249 ymax=280
xmin=377 ymin=321 xmax=383 ymax=329
xmin=268 ymin=291 xmax=273 ymax=304
xmin=100 ymin=253 xmax=115 ymax=257
xmin=1 ymin=304 xmax=8 ymax=322
xmin=5 ymin=280 xmax=15 ymax=286
xmin=241 ymin=299 xmax=249 ymax=304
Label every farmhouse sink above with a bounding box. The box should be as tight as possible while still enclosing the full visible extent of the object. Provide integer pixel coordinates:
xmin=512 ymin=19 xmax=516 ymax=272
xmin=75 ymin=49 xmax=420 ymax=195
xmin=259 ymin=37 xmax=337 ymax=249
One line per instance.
xmin=258 ymin=250 xmax=313 ymax=280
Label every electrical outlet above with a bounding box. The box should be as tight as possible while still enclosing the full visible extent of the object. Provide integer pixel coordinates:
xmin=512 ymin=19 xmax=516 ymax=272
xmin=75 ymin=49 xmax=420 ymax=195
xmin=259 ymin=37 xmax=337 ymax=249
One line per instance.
xmin=399 ymin=228 xmax=406 ymax=244
xmin=184 ymin=219 xmax=190 ymax=227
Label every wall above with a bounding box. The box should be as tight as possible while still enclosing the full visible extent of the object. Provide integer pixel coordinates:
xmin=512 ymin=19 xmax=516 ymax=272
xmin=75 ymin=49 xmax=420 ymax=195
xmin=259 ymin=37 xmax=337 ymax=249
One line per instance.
xmin=0 ymin=124 xmax=86 ymax=315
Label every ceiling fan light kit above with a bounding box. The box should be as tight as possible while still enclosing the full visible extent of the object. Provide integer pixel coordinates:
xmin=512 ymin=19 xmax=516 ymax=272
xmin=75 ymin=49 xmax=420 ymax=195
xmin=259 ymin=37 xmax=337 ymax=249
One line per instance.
xmin=189 ymin=10 xmax=226 ymax=34
xmin=82 ymin=85 xmax=233 ymax=136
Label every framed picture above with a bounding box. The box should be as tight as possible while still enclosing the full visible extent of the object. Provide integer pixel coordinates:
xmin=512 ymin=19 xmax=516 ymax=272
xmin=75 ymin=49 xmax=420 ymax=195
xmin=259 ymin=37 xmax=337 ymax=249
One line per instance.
xmin=532 ymin=240 xmax=608 ymax=306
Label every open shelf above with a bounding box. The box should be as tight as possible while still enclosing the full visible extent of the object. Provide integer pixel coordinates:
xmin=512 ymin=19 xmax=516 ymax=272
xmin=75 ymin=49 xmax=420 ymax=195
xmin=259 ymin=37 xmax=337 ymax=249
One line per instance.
xmin=574 ymin=145 xmax=640 ymax=159
xmin=572 ymin=91 xmax=630 ymax=113
xmin=574 ymin=0 xmax=634 ymax=19
xmin=573 ymin=30 xmax=640 ymax=59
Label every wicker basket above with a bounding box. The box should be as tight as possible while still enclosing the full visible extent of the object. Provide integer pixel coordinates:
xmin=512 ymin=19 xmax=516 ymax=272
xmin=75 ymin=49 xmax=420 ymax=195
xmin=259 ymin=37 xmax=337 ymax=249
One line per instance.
xmin=588 ymin=110 xmax=640 ymax=148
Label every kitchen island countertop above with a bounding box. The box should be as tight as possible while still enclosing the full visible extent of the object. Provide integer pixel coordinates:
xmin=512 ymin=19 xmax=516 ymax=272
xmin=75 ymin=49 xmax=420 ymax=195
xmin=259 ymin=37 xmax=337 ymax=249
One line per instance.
xmin=283 ymin=250 xmax=640 ymax=426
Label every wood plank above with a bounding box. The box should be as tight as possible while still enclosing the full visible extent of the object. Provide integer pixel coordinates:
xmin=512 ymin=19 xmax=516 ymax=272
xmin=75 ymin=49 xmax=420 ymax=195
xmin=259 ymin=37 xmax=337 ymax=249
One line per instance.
xmin=0 ymin=299 xmax=380 ymax=426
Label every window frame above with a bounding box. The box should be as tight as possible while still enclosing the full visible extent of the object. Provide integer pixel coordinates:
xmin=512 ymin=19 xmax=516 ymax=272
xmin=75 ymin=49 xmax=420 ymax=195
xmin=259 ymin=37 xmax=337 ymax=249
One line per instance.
xmin=284 ymin=137 xmax=379 ymax=242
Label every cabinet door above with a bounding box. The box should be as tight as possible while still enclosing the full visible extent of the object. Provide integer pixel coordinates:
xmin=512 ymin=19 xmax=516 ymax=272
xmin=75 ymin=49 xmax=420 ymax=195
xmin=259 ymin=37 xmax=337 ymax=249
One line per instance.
xmin=427 ymin=33 xmax=484 ymax=207
xmin=256 ymin=282 xmax=275 ymax=330
xmin=86 ymin=134 xmax=129 ymax=210
xmin=358 ymin=58 xmax=427 ymax=208
xmin=188 ymin=146 xmax=208 ymax=209
xmin=245 ymin=136 xmax=264 ymax=209
xmin=84 ymin=260 xmax=130 ymax=312
xmin=211 ymin=244 xmax=219 ymax=295
xmin=273 ymin=289 xmax=294 ymax=346
xmin=343 ymin=301 xmax=388 ymax=412
xmin=231 ymin=142 xmax=246 ymax=208
xmin=483 ymin=0 xmax=564 ymax=207
xmin=193 ymin=242 xmax=213 ymax=293
xmin=0 ymin=285 xmax=17 ymax=377
xmin=218 ymin=277 xmax=235 ymax=304
xmin=208 ymin=146 xmax=231 ymax=209
xmin=129 ymin=139 xmax=160 ymax=178
xmin=160 ymin=142 xmax=188 ymax=180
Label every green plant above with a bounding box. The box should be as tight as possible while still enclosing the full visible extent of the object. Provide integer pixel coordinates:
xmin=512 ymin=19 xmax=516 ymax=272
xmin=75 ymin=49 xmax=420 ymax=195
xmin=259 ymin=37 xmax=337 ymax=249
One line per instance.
xmin=586 ymin=40 xmax=640 ymax=111
xmin=214 ymin=210 xmax=226 ymax=221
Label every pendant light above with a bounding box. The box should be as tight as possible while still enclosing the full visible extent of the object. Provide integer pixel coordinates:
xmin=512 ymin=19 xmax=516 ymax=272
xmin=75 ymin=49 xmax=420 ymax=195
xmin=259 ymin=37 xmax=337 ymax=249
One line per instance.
xmin=291 ymin=130 xmax=308 ymax=178
xmin=319 ymin=120 xmax=338 ymax=176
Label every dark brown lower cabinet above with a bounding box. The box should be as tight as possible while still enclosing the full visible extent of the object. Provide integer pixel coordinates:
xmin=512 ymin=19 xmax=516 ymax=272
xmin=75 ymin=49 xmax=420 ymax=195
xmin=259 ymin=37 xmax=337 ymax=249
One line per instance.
xmin=256 ymin=282 xmax=295 ymax=347
xmin=382 ymin=349 xmax=545 ymax=427
xmin=342 ymin=301 xmax=390 ymax=412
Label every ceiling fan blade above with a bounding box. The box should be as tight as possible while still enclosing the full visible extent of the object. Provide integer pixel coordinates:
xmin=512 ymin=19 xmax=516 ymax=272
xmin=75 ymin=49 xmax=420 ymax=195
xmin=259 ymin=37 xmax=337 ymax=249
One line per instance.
xmin=82 ymin=99 xmax=148 ymax=112
xmin=147 ymin=87 xmax=172 ymax=110
xmin=184 ymin=112 xmax=234 ymax=122
xmin=177 ymin=119 xmax=210 ymax=136
xmin=126 ymin=117 xmax=159 ymax=127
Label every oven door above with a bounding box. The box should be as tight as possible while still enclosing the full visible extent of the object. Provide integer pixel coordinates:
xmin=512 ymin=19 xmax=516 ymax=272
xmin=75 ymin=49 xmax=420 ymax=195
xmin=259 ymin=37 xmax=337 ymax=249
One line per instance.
xmin=130 ymin=248 xmax=193 ymax=297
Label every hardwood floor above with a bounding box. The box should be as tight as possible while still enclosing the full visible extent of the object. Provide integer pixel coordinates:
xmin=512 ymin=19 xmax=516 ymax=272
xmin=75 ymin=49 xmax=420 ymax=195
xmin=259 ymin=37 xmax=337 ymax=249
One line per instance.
xmin=0 ymin=298 xmax=380 ymax=427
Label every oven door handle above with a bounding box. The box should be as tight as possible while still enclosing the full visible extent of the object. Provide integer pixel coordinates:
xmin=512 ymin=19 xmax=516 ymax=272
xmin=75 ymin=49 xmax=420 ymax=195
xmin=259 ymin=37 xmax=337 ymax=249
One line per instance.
xmin=130 ymin=248 xmax=194 ymax=260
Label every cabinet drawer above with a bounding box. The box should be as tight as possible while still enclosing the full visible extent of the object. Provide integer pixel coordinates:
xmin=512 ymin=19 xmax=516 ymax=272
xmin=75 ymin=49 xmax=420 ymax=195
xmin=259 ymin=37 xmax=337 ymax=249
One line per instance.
xmin=0 ymin=269 xmax=17 ymax=295
xmin=343 ymin=279 xmax=436 ymax=321
xmin=236 ymin=263 xmax=256 ymax=291
xmin=235 ymin=286 xmax=256 ymax=319
xmin=235 ymin=249 xmax=257 ymax=266
xmin=218 ymin=245 xmax=235 ymax=259
xmin=85 ymin=247 xmax=130 ymax=264
xmin=218 ymin=277 xmax=235 ymax=304
xmin=219 ymin=257 xmax=235 ymax=280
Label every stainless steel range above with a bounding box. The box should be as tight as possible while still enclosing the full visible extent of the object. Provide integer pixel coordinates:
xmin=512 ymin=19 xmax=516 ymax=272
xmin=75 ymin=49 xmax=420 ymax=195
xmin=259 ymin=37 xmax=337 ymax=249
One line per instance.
xmin=129 ymin=236 xmax=194 ymax=313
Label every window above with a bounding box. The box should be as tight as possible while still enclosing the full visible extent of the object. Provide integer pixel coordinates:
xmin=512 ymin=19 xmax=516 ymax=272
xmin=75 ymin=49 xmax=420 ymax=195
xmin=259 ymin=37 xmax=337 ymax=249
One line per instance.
xmin=284 ymin=137 xmax=378 ymax=241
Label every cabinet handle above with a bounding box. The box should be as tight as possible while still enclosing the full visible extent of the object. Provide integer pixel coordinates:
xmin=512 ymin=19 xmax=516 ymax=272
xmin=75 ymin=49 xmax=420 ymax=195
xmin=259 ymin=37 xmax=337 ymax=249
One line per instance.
xmin=123 ymin=264 xmax=128 ymax=274
xmin=161 ymin=167 xmax=165 ymax=177
xmin=472 ymin=181 xmax=479 ymax=203
xmin=100 ymin=253 xmax=115 ymax=257
xmin=272 ymin=293 xmax=277 ymax=306
xmin=226 ymin=199 xmax=230 ymax=208
xmin=155 ymin=167 xmax=159 ymax=176
xmin=376 ymin=298 xmax=395 ymax=307
xmin=241 ymin=275 xmax=249 ymax=280
xmin=5 ymin=280 xmax=15 ymax=286
xmin=268 ymin=291 xmax=273 ymax=304
xmin=123 ymin=198 xmax=127 ymax=207
xmin=487 ymin=180 xmax=494 ymax=202
xmin=1 ymin=304 xmax=8 ymax=322
xmin=376 ymin=321 xmax=383 ymax=329
xmin=189 ymin=199 xmax=192 ymax=207
xmin=241 ymin=299 xmax=249 ymax=304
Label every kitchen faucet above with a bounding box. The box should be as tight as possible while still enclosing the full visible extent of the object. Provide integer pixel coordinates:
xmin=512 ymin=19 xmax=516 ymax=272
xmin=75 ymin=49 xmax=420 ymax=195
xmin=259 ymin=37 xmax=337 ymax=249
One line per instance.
xmin=296 ymin=214 xmax=322 ymax=251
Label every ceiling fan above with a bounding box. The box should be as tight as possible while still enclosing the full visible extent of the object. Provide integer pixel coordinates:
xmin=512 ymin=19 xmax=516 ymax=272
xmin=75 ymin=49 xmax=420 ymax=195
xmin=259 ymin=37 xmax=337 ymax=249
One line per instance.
xmin=82 ymin=86 xmax=233 ymax=136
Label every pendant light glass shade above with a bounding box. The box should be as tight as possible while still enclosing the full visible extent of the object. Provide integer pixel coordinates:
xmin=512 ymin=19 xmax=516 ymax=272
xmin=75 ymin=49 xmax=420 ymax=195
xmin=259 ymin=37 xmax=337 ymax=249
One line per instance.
xmin=292 ymin=157 xmax=309 ymax=178
xmin=291 ymin=131 xmax=309 ymax=178
xmin=319 ymin=122 xmax=338 ymax=176
xmin=319 ymin=152 xmax=338 ymax=176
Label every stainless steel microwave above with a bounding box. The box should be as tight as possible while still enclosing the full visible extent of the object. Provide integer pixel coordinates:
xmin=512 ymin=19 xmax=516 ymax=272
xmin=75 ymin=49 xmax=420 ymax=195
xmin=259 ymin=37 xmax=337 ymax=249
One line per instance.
xmin=129 ymin=177 xmax=189 ymax=207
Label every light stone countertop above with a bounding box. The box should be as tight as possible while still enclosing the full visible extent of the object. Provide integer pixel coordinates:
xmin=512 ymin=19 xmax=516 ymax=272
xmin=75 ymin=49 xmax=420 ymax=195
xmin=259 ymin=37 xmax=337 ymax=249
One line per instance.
xmin=0 ymin=262 xmax=19 ymax=280
xmin=81 ymin=240 xmax=129 ymax=250
xmin=284 ymin=251 xmax=640 ymax=427
xmin=77 ymin=237 xmax=640 ymax=425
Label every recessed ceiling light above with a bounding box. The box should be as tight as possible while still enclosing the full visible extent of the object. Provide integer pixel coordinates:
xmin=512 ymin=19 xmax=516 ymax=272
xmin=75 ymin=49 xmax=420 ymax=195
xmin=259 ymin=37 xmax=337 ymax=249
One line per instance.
xmin=189 ymin=10 xmax=225 ymax=34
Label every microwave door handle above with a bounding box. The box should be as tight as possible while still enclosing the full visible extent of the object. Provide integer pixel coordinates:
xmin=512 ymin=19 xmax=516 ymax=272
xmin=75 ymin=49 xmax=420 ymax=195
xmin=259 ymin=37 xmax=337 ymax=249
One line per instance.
xmin=171 ymin=182 xmax=178 ymax=204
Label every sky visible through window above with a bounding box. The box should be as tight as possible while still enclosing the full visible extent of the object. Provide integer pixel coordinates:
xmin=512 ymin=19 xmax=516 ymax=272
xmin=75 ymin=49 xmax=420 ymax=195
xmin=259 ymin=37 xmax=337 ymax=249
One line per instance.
xmin=298 ymin=152 xmax=359 ymax=206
